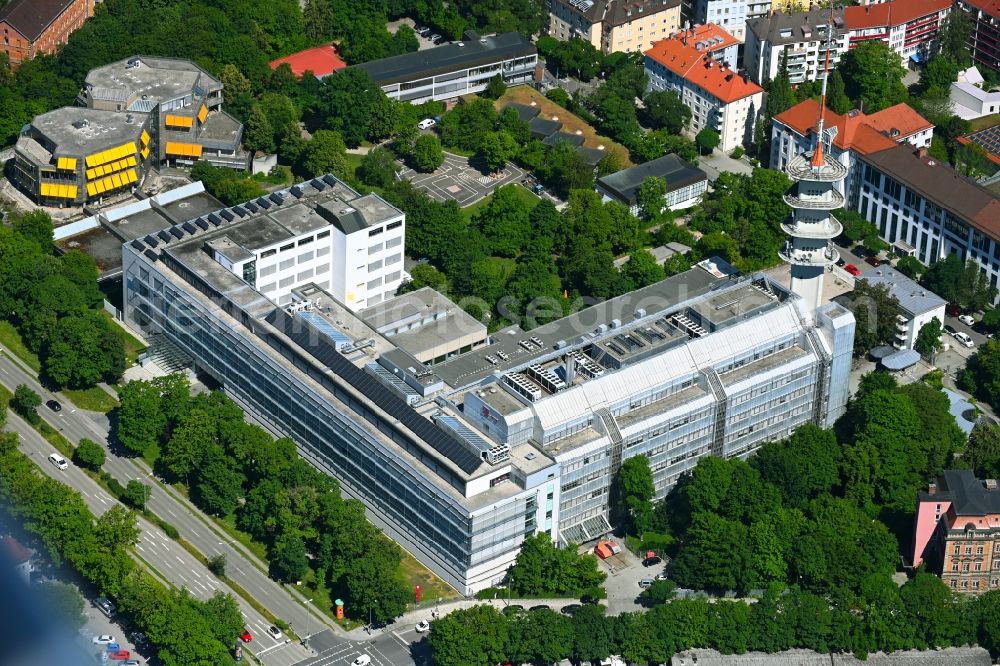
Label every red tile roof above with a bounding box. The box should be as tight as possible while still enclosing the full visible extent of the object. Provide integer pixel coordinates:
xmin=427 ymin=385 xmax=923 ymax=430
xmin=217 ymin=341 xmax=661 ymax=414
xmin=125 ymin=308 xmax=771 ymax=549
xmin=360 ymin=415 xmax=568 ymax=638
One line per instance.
xmin=962 ymin=0 xmax=1000 ymax=20
xmin=674 ymin=23 xmax=741 ymax=53
xmin=644 ymin=25 xmax=762 ymax=104
xmin=269 ymin=44 xmax=347 ymax=78
xmin=773 ymin=98 xmax=923 ymax=155
xmin=864 ymin=103 xmax=935 ymax=139
xmin=844 ymin=0 xmax=950 ymax=30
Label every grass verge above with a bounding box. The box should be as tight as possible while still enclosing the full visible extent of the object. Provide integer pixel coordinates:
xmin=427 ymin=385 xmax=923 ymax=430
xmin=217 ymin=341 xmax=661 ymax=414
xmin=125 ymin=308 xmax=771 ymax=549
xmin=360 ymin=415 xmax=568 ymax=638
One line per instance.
xmin=399 ymin=549 xmax=459 ymax=606
xmin=0 ymin=321 xmax=41 ymax=372
xmin=217 ymin=514 xmax=269 ymax=562
xmin=36 ymin=420 xmax=76 ymax=457
xmin=461 ymin=182 xmax=540 ymax=219
xmin=344 ymin=153 xmax=365 ymax=180
xmin=62 ymin=386 xmax=119 ymax=413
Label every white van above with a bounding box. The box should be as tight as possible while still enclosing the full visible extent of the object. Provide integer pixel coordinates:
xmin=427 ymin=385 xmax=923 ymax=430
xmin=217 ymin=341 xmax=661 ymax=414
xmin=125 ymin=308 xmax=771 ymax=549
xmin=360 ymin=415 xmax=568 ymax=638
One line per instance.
xmin=48 ymin=452 xmax=68 ymax=470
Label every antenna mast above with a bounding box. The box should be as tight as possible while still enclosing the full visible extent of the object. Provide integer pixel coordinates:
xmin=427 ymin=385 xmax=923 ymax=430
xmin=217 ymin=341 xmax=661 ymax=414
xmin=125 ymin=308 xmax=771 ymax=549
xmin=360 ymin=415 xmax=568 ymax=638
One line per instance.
xmin=811 ymin=5 xmax=836 ymax=170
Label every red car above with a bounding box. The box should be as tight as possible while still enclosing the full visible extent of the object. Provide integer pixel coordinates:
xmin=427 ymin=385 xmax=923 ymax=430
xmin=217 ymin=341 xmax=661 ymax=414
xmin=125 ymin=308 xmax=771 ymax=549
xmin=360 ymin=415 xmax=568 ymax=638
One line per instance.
xmin=864 ymin=256 xmax=881 ymax=267
xmin=108 ymin=650 xmax=130 ymax=660
xmin=240 ymin=628 xmax=253 ymax=643
xmin=947 ymin=303 xmax=962 ymax=317
xmin=845 ymin=263 xmax=861 ymax=276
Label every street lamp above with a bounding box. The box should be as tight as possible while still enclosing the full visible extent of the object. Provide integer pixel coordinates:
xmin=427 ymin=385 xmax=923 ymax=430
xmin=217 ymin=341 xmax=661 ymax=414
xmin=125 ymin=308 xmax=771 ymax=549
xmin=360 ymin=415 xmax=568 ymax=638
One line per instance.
xmin=369 ymin=599 xmax=377 ymax=634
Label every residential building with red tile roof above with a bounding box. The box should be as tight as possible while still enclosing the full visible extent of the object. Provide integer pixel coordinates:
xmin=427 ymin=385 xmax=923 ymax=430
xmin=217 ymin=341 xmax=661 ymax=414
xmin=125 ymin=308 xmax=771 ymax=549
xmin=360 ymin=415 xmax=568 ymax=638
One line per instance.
xmin=269 ymin=44 xmax=347 ymax=79
xmin=843 ymin=0 xmax=951 ymax=66
xmin=0 ymin=0 xmax=93 ymax=69
xmin=958 ymin=0 xmax=1000 ymax=76
xmin=644 ymin=24 xmax=763 ymax=151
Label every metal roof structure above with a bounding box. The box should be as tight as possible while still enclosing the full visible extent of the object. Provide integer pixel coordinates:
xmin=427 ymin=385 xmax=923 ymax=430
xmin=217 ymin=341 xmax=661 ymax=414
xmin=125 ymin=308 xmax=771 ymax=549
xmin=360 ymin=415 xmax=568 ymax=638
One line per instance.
xmin=858 ymin=268 xmax=946 ymax=317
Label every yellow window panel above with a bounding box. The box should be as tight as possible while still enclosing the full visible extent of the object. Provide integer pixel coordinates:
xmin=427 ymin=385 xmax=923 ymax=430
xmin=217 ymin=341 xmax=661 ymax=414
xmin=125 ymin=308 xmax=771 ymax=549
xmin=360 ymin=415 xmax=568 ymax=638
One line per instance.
xmin=67 ymin=186 xmax=78 ymax=199
xmin=55 ymin=184 xmax=65 ymax=198
xmin=189 ymin=143 xmax=203 ymax=157
xmin=126 ymin=156 xmax=137 ymax=168
xmin=112 ymin=173 xmax=123 ymax=188
xmin=165 ymin=114 xmax=193 ymax=128
xmin=198 ymin=104 xmax=208 ymax=124
xmin=87 ymin=182 xmax=97 ymax=197
xmin=140 ymin=129 xmax=151 ymax=146
xmin=141 ymin=146 xmax=150 ymax=160
xmin=95 ymin=179 xmax=107 ymax=194
xmin=127 ymin=169 xmax=138 ymax=184
xmin=40 ymin=183 xmax=50 ymax=196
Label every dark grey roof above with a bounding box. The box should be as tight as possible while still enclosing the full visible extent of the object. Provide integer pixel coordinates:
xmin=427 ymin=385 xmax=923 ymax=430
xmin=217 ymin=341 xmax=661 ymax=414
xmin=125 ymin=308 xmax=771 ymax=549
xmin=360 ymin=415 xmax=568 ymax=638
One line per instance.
xmin=549 ymin=0 xmax=681 ymax=28
xmin=919 ymin=469 xmax=1000 ymax=516
xmin=576 ymin=146 xmax=606 ymax=166
xmin=502 ymin=102 xmax=541 ymax=122
xmin=746 ymin=7 xmax=847 ymax=46
xmin=0 ymin=0 xmax=75 ymax=41
xmin=316 ymin=200 xmax=367 ymax=234
xmin=352 ymin=32 xmax=536 ymax=86
xmin=529 ymin=117 xmax=561 ymax=140
xmin=542 ymin=131 xmax=585 ymax=147
xmin=597 ymin=154 xmax=707 ymax=206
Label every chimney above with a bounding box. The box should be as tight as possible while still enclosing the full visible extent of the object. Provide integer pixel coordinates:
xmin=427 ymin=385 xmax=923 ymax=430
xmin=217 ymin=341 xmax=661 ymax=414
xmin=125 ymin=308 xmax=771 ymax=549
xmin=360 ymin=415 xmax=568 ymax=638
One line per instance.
xmin=917 ymin=147 xmax=929 ymax=159
xmin=987 ymin=479 xmax=998 ymax=491
xmin=927 ymin=481 xmax=938 ymax=496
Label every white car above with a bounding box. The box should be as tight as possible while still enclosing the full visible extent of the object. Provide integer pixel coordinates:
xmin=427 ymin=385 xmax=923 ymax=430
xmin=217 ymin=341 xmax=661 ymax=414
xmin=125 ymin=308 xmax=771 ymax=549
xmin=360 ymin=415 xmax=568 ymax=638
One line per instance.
xmin=48 ymin=452 xmax=68 ymax=470
xmin=415 ymin=619 xmax=430 ymax=633
xmin=952 ymin=331 xmax=975 ymax=348
xmin=958 ymin=314 xmax=976 ymax=327
xmin=655 ymin=573 xmax=669 ymax=581
xmin=92 ymin=635 xmax=115 ymax=645
xmin=352 ymin=655 xmax=372 ymax=666
xmin=417 ymin=118 xmax=436 ymax=130
xmin=266 ymin=625 xmax=283 ymax=640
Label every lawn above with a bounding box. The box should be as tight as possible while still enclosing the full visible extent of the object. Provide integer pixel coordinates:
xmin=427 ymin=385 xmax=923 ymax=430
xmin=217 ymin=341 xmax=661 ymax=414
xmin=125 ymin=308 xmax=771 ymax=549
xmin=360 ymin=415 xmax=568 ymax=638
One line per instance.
xmin=104 ymin=312 xmax=147 ymax=366
xmin=398 ymin=549 xmax=459 ymax=607
xmin=496 ymin=86 xmax=633 ymax=167
xmin=0 ymin=320 xmax=41 ymax=372
xmin=62 ymin=386 xmax=119 ymax=413
xmin=344 ymin=153 xmax=366 ymax=180
xmin=461 ymin=182 xmax=540 ymax=221
xmin=968 ymin=113 xmax=1000 ymax=133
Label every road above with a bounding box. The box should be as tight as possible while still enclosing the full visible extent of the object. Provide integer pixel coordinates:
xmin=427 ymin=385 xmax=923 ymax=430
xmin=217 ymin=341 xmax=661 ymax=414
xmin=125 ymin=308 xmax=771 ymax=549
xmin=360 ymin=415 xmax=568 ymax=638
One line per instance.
xmin=0 ymin=348 xmax=319 ymax=666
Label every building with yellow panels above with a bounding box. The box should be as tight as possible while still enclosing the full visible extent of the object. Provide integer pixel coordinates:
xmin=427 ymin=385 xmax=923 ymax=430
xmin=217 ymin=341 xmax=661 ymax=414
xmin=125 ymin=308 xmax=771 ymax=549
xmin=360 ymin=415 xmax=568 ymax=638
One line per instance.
xmin=12 ymin=55 xmax=246 ymax=206
xmin=547 ymin=0 xmax=682 ymax=54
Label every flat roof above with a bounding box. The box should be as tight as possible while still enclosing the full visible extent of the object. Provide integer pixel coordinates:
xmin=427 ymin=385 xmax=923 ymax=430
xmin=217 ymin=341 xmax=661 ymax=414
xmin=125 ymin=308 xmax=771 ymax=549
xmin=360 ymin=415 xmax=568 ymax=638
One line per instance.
xmin=858 ymin=267 xmax=946 ymax=316
xmin=84 ymin=56 xmax=221 ymax=106
xmin=164 ymin=110 xmax=242 ymax=147
xmin=597 ymin=154 xmax=707 ymax=205
xmin=28 ymin=107 xmax=145 ymax=159
xmin=432 ymin=259 xmax=738 ymax=388
xmin=353 ymin=32 xmax=536 ymax=86
xmin=58 ymin=226 xmax=126 ymax=275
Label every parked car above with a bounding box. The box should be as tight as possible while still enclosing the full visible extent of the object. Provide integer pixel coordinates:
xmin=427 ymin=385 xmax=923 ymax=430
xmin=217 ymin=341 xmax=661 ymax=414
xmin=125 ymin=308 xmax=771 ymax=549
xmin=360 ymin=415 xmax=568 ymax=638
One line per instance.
xmin=836 ymin=257 xmax=846 ymax=267
xmin=655 ymin=573 xmax=669 ymax=581
xmin=46 ymin=399 xmax=62 ymax=412
xmin=415 ymin=620 xmax=430 ymax=633
xmin=947 ymin=303 xmax=963 ymax=317
xmin=561 ymin=604 xmax=582 ymax=616
xmin=503 ymin=604 xmax=524 ymax=615
xmin=266 ymin=626 xmax=283 ymax=640
xmin=529 ymin=604 xmax=550 ymax=612
xmin=122 ymin=661 xmax=141 ymax=666
xmin=958 ymin=314 xmax=976 ymax=327
xmin=639 ymin=579 xmax=654 ymax=589
xmin=108 ymin=650 xmax=130 ymax=661
xmin=417 ymin=118 xmax=436 ymax=130
xmin=433 ymin=35 xmax=446 ymax=44
xmin=352 ymin=655 xmax=372 ymax=666
xmin=844 ymin=264 xmax=861 ymax=276
xmin=952 ymin=331 xmax=975 ymax=348
xmin=944 ymin=324 xmax=957 ymax=336
xmin=429 ymin=33 xmax=441 ymax=42
xmin=240 ymin=628 xmax=252 ymax=643
xmin=864 ymin=256 xmax=881 ymax=267
xmin=96 ymin=596 xmax=116 ymax=618
xmin=93 ymin=635 xmax=116 ymax=645
xmin=642 ymin=556 xmax=662 ymax=567
xmin=48 ymin=452 xmax=68 ymax=470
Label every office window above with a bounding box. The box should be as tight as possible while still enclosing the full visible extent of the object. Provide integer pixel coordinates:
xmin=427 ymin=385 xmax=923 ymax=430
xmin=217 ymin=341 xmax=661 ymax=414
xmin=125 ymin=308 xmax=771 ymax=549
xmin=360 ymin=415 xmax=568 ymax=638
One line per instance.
xmin=387 ymin=220 xmax=403 ymax=230
xmin=261 ymin=248 xmax=277 ymax=258
xmin=368 ymin=226 xmax=384 ymax=237
xmin=368 ymin=259 xmax=383 ymax=271
xmin=298 ymin=236 xmax=314 ymax=246
xmin=386 ymin=253 xmax=401 ymax=265
xmin=299 ymin=250 xmax=314 ymax=263
xmin=317 ymin=230 xmax=330 ymax=239
xmin=280 ymin=243 xmax=294 ymax=252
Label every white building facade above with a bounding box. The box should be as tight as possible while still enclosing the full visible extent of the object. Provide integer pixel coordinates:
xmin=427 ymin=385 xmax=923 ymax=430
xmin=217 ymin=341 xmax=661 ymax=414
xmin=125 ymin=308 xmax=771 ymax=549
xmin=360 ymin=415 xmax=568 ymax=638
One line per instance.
xmin=857 ymin=268 xmax=946 ymax=350
xmin=744 ymin=9 xmax=850 ymax=85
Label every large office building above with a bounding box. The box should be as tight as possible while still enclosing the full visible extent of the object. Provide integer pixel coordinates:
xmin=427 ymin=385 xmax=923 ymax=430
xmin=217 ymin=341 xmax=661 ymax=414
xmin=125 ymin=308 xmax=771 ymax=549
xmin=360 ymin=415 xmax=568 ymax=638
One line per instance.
xmin=0 ymin=0 xmax=93 ymax=69
xmin=913 ymin=470 xmax=1000 ymax=594
xmin=121 ymin=174 xmax=854 ymax=593
xmin=644 ymin=24 xmax=763 ymax=152
xmin=11 ymin=56 xmax=245 ymax=207
xmin=744 ymin=8 xmax=850 ymax=86
xmin=352 ymin=32 xmax=537 ymax=104
xmin=853 ymin=144 xmax=1000 ymax=292
xmin=959 ymin=0 xmax=1000 ymax=76
xmin=546 ymin=0 xmax=682 ymax=55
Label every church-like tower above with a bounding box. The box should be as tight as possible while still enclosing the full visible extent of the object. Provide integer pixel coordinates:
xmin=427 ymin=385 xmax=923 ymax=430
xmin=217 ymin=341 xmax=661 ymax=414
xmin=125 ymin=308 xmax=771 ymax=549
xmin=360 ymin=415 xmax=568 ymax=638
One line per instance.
xmin=779 ymin=13 xmax=844 ymax=311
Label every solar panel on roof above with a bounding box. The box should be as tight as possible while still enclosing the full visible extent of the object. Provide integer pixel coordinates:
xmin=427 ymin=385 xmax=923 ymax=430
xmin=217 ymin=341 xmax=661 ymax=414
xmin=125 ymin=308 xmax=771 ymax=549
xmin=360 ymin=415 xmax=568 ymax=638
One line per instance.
xmin=232 ymin=206 xmax=247 ymax=217
xmin=209 ymin=212 xmax=223 ymax=224
xmin=311 ymin=178 xmax=326 ymax=191
xmin=143 ymin=249 xmax=158 ymax=261
xmin=130 ymin=239 xmax=144 ymax=250
xmin=245 ymin=202 xmax=259 ymax=213
xmin=290 ymin=186 xmax=304 ymax=198
xmin=182 ymin=222 xmax=196 ymax=234
xmin=169 ymin=227 xmax=184 ymax=238
xmin=297 ymin=311 xmax=353 ymax=350
xmin=269 ymin=192 xmax=284 ymax=204
xmin=257 ymin=197 xmax=272 ymax=209
xmin=322 ymin=174 xmax=337 ymax=186
xmin=144 ymin=235 xmax=159 ymax=247
xmin=195 ymin=218 xmax=209 ymax=230
xmin=157 ymin=230 xmax=171 ymax=242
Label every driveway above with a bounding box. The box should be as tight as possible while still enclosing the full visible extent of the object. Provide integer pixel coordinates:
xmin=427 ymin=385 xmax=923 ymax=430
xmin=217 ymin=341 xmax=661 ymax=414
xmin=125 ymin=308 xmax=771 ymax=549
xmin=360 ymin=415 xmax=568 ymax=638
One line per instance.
xmin=695 ymin=150 xmax=754 ymax=181
xmin=398 ymin=152 xmax=525 ymax=207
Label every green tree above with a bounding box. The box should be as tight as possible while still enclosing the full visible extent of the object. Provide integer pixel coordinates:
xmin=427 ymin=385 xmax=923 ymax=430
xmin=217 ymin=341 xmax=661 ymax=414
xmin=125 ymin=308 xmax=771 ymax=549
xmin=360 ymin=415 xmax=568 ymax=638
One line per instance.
xmin=302 ymin=129 xmax=348 ymax=178
xmin=962 ymin=421 xmax=1000 ymax=479
xmin=842 ymin=279 xmax=902 ymax=356
xmin=13 ymin=210 xmax=54 ymax=251
xmin=161 ymin=408 xmax=215 ymax=480
xmin=483 ymin=73 xmax=507 ymax=99
xmin=122 ymin=480 xmax=151 ymax=511
xmin=615 ymin=454 xmax=656 ymax=535
xmin=914 ymin=316 xmax=944 ymax=358
xmin=766 ymin=53 xmax=796 ymax=119
xmin=207 ymin=554 xmax=226 ymax=577
xmin=510 ymin=609 xmax=575 ymax=665
xmin=895 ymin=255 xmax=925 ymax=278
xmin=200 ymin=591 xmax=245 ymax=647
xmin=37 ymin=581 xmax=86 ymax=631
xmin=357 ymin=145 xmax=397 ymax=188
xmin=670 ymin=511 xmax=751 ymax=593
xmin=621 ymin=249 xmax=664 ymax=292
xmin=193 ymin=445 xmax=245 ymax=516
xmin=478 ymin=130 xmax=519 ymax=173
xmin=270 ymin=532 xmax=308 ymax=583
xmin=11 ymin=384 xmax=41 ymax=424
xmin=642 ymin=89 xmax=691 ymax=133
xmin=751 ymin=423 xmax=841 ymax=507
xmin=939 ymin=9 xmax=974 ymax=67
xmin=73 ymin=438 xmax=105 ymax=470
xmin=826 ymin=70 xmax=852 ymax=115
xmin=570 ymin=604 xmax=614 ymax=663
xmin=637 ymin=175 xmax=667 ymax=218
xmin=439 ymin=97 xmax=498 ymax=152
xmin=837 ymin=41 xmax=908 ymax=112
xmin=411 ymin=134 xmax=444 ymax=173
xmin=44 ymin=310 xmax=125 ymax=388
xmin=922 ymin=254 xmax=998 ymax=311
xmin=900 ymin=572 xmax=967 ymax=649
xmin=978 ymin=590 xmax=1000 ymax=657
xmin=399 ymin=263 xmax=448 ymax=293
xmin=116 ymin=379 xmax=167 ymax=455
xmin=507 ymin=533 xmax=607 ymax=596
xmin=428 ymin=604 xmax=509 ymax=666
xmin=244 ymin=104 xmax=276 ymax=154
xmin=95 ymin=505 xmax=140 ymax=551
xmin=474 ymin=184 xmax=532 ymax=257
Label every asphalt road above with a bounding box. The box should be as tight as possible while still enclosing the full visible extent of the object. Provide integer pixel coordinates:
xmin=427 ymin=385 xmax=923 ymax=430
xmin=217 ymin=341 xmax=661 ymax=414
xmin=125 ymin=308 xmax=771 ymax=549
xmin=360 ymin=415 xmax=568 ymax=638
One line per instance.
xmin=0 ymin=348 xmax=318 ymax=666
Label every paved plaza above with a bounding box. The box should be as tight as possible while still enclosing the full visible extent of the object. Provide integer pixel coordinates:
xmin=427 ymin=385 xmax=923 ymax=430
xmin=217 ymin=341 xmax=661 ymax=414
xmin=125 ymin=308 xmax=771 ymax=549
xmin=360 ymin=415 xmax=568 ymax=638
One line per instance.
xmin=398 ymin=152 xmax=525 ymax=207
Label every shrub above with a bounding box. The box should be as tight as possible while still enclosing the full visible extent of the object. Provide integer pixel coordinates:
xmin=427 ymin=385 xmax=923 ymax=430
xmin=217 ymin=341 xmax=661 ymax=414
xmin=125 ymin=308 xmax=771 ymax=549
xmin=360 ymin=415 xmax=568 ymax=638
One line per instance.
xmin=730 ymin=146 xmax=745 ymax=159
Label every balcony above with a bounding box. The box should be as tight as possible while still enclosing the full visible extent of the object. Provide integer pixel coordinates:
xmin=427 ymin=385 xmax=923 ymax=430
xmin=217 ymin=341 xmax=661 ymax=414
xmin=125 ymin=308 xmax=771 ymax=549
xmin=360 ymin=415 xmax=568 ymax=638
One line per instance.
xmin=778 ymin=242 xmax=839 ymax=267
xmin=786 ymin=154 xmax=848 ymax=182
xmin=781 ymin=216 xmax=844 ymax=239
xmin=783 ymin=188 xmax=846 ymax=210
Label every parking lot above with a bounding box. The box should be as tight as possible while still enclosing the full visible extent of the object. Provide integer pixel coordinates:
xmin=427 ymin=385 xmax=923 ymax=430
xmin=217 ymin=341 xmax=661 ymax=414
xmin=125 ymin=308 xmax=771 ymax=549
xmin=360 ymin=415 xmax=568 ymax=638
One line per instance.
xmin=593 ymin=545 xmax=664 ymax=615
xmin=398 ymin=152 xmax=525 ymax=207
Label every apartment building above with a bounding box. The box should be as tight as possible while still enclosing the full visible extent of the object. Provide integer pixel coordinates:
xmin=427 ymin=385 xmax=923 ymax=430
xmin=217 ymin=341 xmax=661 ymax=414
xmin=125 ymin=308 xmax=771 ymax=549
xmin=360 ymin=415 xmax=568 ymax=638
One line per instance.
xmin=853 ymin=144 xmax=1000 ymax=293
xmin=843 ymin=0 xmax=951 ymax=66
xmin=547 ymin=0 xmax=682 ymax=54
xmin=122 ymin=174 xmax=854 ymax=592
xmin=685 ymin=0 xmax=753 ymax=41
xmin=744 ymin=8 xmax=849 ymax=85
xmin=11 ymin=56 xmax=245 ymax=207
xmin=0 ymin=0 xmax=93 ymax=69
xmin=959 ymin=0 xmax=1000 ymax=76
xmin=645 ymin=24 xmax=763 ymax=152
xmin=771 ymin=99 xmax=934 ymax=202
xmin=913 ymin=470 xmax=1000 ymax=594
xmin=353 ymin=32 xmax=537 ymax=104
xmin=857 ymin=268 xmax=946 ymax=350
